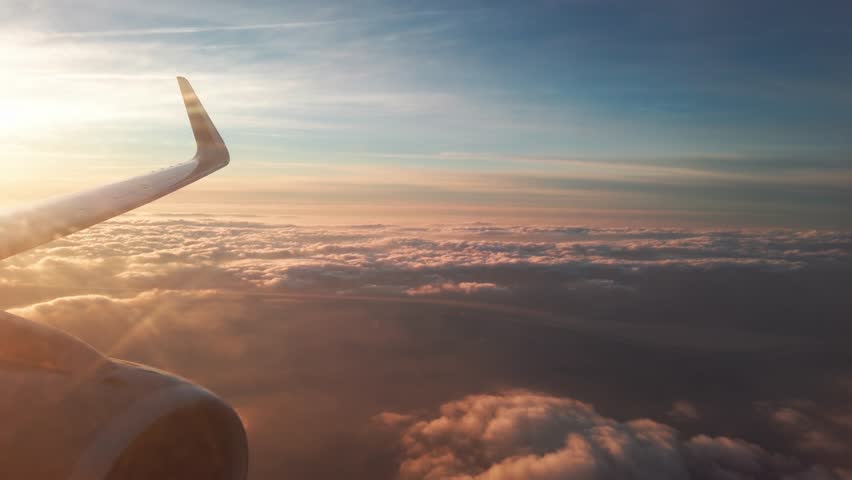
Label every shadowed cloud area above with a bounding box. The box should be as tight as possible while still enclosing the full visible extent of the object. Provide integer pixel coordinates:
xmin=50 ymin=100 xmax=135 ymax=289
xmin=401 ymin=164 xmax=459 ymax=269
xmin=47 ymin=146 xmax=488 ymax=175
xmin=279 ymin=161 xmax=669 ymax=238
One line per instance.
xmin=1 ymin=217 xmax=851 ymax=478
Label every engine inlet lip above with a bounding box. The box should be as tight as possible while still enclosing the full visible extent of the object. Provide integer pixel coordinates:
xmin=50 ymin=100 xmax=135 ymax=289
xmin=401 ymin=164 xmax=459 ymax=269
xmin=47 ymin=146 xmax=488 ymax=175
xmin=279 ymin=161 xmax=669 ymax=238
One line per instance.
xmin=68 ymin=382 xmax=247 ymax=480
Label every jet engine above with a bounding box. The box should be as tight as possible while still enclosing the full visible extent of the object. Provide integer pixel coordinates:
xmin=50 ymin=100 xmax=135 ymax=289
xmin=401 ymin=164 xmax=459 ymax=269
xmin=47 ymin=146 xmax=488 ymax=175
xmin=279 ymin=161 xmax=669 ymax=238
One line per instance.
xmin=0 ymin=311 xmax=248 ymax=480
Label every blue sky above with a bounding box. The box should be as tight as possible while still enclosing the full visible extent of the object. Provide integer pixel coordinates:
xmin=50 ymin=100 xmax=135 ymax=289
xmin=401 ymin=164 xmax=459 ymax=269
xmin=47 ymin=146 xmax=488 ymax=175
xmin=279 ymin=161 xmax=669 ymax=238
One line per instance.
xmin=1 ymin=0 xmax=851 ymax=226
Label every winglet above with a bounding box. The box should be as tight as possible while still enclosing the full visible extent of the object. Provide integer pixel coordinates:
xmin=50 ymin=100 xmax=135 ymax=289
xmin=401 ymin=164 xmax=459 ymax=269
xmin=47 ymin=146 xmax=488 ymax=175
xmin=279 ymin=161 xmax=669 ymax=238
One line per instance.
xmin=177 ymin=77 xmax=229 ymax=165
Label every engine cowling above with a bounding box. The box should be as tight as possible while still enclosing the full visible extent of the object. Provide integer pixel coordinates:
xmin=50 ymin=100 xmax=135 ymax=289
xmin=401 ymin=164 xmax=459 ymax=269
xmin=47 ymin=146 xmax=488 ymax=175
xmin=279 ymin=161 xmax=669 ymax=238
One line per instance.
xmin=0 ymin=311 xmax=248 ymax=479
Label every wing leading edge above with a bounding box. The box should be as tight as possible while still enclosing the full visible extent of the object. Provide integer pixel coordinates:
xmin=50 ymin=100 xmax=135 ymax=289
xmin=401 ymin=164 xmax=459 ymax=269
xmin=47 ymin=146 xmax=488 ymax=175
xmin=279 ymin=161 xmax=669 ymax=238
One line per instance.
xmin=0 ymin=77 xmax=229 ymax=261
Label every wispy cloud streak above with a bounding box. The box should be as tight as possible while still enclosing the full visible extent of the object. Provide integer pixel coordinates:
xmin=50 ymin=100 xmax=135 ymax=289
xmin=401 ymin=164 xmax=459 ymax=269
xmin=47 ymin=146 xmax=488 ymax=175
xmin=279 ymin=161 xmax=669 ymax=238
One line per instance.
xmin=51 ymin=20 xmax=346 ymax=38
xmin=48 ymin=9 xmax=466 ymax=38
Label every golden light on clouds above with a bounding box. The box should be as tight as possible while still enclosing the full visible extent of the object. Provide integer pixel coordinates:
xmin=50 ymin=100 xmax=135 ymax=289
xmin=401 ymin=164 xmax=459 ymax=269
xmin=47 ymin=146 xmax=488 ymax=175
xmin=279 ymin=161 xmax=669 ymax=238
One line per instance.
xmin=1 ymin=2 xmax=851 ymax=478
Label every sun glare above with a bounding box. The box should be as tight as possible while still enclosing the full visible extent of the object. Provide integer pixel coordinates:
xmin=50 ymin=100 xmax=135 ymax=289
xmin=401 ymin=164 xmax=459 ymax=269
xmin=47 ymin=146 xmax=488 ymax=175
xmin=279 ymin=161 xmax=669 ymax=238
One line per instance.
xmin=0 ymin=96 xmax=110 ymax=136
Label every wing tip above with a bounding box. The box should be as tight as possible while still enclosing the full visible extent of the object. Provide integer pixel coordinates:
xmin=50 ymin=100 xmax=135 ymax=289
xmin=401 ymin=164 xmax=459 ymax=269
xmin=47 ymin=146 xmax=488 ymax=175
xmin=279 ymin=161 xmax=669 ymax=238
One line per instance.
xmin=177 ymin=76 xmax=198 ymax=104
xmin=176 ymin=77 xmax=228 ymax=166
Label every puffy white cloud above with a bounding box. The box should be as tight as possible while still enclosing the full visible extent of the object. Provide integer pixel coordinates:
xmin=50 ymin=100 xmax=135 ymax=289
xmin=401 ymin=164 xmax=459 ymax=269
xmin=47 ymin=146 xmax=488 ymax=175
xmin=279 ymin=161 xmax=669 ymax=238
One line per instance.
xmin=385 ymin=391 xmax=840 ymax=480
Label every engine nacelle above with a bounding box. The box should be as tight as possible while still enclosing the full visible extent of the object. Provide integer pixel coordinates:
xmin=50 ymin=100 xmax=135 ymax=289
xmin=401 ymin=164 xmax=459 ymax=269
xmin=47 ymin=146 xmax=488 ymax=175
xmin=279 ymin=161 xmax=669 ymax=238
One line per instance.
xmin=0 ymin=311 xmax=248 ymax=479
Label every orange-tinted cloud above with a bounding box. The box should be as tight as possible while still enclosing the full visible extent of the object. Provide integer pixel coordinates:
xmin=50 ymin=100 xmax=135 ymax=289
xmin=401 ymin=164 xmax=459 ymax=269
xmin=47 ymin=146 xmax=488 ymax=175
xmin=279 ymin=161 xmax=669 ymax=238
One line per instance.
xmin=383 ymin=391 xmax=840 ymax=480
xmin=3 ymin=218 xmax=852 ymax=478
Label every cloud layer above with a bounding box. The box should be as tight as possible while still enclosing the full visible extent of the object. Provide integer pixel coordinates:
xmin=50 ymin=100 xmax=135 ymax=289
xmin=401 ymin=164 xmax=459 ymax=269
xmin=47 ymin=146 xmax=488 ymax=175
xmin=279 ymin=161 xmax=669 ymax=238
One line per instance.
xmin=2 ymin=219 xmax=849 ymax=296
xmin=380 ymin=391 xmax=840 ymax=480
xmin=2 ymin=218 xmax=852 ymax=478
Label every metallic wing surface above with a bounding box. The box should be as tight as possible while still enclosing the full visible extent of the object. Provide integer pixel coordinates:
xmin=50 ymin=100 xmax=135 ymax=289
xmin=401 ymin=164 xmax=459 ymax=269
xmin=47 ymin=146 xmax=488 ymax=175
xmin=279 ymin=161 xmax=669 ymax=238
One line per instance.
xmin=0 ymin=77 xmax=229 ymax=261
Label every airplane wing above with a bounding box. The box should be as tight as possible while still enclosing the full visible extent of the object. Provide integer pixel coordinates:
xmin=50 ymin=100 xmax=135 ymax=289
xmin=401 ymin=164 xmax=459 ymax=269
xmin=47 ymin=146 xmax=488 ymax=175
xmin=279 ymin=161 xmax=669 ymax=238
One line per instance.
xmin=0 ymin=77 xmax=229 ymax=261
